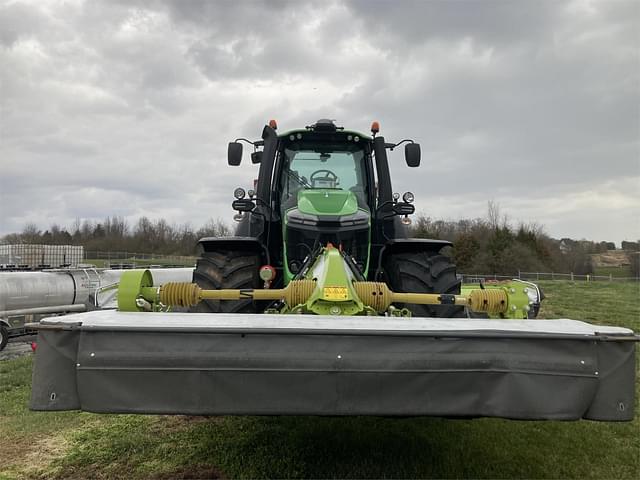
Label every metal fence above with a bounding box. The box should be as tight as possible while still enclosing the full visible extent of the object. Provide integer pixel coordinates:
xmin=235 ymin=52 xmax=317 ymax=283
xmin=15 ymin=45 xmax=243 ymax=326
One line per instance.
xmin=4 ymin=246 xmax=635 ymax=279
xmin=83 ymin=251 xmax=197 ymax=268
xmin=0 ymin=244 xmax=84 ymax=269
xmin=81 ymin=253 xmax=640 ymax=280
xmin=460 ymin=271 xmax=639 ymax=283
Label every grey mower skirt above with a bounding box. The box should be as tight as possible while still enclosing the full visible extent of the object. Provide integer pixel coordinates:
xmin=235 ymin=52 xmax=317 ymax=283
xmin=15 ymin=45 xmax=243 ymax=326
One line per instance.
xmin=30 ymin=312 xmax=637 ymax=421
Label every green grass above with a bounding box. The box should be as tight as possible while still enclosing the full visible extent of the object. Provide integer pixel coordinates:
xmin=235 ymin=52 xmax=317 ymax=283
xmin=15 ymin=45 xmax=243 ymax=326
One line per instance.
xmin=1 ymin=281 xmax=638 ymax=479
xmin=593 ymin=265 xmax=634 ymax=278
xmin=0 ymin=357 xmax=101 ymax=479
xmin=537 ymin=280 xmax=639 ymax=331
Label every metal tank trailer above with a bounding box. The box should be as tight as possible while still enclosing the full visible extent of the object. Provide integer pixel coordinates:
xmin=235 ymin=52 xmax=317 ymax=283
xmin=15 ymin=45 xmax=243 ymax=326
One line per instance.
xmin=0 ymin=268 xmax=194 ymax=350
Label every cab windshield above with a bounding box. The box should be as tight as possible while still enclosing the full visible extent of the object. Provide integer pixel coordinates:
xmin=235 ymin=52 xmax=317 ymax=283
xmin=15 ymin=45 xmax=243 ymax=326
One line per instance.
xmin=279 ymin=142 xmax=368 ymax=208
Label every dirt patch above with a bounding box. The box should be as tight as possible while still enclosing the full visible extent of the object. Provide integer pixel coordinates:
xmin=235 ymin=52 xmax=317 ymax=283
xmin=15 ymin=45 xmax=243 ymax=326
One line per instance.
xmin=0 ymin=431 xmax=40 ymax=469
xmin=154 ymin=465 xmax=226 ymax=480
xmin=0 ymin=429 xmax=71 ymax=479
xmin=0 ymin=415 xmax=110 ymax=479
xmin=19 ymin=432 xmax=73 ymax=478
xmin=146 ymin=415 xmax=221 ymax=436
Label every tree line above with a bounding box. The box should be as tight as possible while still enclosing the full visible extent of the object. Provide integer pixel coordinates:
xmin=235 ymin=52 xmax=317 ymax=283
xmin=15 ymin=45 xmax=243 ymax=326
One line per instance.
xmin=1 ymin=217 xmax=230 ymax=256
xmin=1 ymin=204 xmax=638 ymax=276
xmin=409 ymin=202 xmax=638 ymax=276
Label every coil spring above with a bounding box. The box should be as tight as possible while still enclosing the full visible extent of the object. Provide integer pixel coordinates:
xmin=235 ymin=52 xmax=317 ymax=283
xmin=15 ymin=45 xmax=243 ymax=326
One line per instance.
xmin=353 ymin=282 xmax=392 ymax=312
xmin=160 ymin=282 xmax=201 ymax=307
xmin=468 ymin=288 xmax=508 ymax=314
xmin=285 ymin=279 xmax=317 ymax=306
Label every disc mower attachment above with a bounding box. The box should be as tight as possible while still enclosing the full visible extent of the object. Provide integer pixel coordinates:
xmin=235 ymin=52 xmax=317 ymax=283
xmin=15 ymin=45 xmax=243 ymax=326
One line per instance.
xmin=30 ymin=311 xmax=637 ymax=420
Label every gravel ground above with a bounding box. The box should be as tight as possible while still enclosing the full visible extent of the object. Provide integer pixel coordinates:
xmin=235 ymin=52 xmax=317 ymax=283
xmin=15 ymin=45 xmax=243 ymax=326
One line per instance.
xmin=1 ymin=335 xmax=36 ymax=361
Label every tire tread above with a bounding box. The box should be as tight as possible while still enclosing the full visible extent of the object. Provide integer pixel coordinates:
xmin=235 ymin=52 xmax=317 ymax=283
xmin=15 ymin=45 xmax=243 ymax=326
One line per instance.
xmin=383 ymin=251 xmax=464 ymax=318
xmin=190 ymin=251 xmax=261 ymax=313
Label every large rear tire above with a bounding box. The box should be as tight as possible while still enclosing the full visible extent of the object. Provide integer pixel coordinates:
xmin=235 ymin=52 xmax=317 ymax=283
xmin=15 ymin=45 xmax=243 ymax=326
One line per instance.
xmin=190 ymin=251 xmax=262 ymax=313
xmin=383 ymin=251 xmax=464 ymax=318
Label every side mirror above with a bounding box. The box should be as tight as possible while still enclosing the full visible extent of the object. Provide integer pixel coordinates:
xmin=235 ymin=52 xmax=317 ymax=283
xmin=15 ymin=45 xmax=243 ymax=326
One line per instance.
xmin=405 ymin=143 xmax=421 ymax=167
xmin=228 ymin=142 xmax=243 ymax=166
xmin=251 ymin=151 xmax=263 ymax=164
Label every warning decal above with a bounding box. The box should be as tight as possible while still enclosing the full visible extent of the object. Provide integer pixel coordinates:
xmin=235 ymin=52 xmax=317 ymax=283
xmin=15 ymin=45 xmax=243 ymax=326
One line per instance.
xmin=323 ymin=286 xmax=348 ymax=300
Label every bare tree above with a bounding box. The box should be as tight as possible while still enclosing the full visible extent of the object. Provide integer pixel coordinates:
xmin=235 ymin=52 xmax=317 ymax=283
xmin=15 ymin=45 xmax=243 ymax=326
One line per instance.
xmin=21 ymin=223 xmax=41 ymax=243
xmin=487 ymin=200 xmax=501 ymax=230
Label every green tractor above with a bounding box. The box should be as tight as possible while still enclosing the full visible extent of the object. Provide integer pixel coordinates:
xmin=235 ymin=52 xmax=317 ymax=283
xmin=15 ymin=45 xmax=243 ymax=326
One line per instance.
xmin=192 ymin=119 xmax=463 ymax=318
xmin=28 ymin=119 xmax=637 ymax=421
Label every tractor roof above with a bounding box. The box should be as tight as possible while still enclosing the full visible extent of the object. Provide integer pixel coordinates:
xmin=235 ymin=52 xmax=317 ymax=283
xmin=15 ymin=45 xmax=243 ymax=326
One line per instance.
xmin=278 ymin=128 xmax=372 ymax=140
xmin=278 ymin=119 xmax=372 ymax=141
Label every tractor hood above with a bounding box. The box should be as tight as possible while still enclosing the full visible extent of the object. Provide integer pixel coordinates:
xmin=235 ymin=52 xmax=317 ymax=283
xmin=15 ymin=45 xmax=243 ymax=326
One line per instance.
xmin=297 ymin=189 xmax=358 ymax=216
xmin=284 ymin=189 xmax=371 ymax=281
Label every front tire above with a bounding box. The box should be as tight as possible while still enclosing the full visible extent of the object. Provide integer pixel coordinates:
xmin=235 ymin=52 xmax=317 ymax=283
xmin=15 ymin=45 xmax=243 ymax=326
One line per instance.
xmin=0 ymin=325 xmax=8 ymax=351
xmin=383 ymin=251 xmax=464 ymax=318
xmin=190 ymin=251 xmax=262 ymax=313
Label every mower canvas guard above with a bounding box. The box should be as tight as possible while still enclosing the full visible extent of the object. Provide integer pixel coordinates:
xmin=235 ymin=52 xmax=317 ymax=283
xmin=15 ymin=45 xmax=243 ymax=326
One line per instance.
xmin=30 ymin=311 xmax=637 ymax=421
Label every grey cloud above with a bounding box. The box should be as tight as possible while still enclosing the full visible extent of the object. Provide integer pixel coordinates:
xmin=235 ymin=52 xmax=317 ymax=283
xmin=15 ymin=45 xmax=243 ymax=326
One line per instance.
xmin=0 ymin=1 xmax=47 ymax=46
xmin=0 ymin=0 xmax=638 ymax=245
xmin=184 ymin=9 xmax=365 ymax=81
xmin=162 ymin=0 xmax=292 ymax=33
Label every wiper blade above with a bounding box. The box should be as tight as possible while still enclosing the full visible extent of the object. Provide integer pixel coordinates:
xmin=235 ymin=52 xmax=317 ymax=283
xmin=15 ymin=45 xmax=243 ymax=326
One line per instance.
xmin=287 ymin=170 xmax=311 ymax=188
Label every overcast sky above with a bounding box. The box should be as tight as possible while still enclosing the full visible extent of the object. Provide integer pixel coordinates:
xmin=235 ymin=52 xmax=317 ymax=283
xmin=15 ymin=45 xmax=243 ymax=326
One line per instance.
xmin=1 ymin=0 xmax=638 ymax=245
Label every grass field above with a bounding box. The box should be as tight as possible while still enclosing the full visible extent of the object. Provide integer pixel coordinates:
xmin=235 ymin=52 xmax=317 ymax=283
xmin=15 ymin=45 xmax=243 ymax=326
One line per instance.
xmin=592 ymin=265 xmax=634 ymax=278
xmin=1 ymin=281 xmax=638 ymax=479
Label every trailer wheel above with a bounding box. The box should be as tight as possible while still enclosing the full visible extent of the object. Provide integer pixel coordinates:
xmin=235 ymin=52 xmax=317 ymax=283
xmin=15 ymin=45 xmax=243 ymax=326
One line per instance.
xmin=0 ymin=325 xmax=8 ymax=351
xmin=383 ymin=252 xmax=464 ymax=318
xmin=190 ymin=251 xmax=262 ymax=313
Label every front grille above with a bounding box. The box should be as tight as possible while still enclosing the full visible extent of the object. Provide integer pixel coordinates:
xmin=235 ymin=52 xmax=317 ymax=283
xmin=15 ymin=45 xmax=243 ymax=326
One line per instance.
xmin=286 ymin=224 xmax=369 ymax=273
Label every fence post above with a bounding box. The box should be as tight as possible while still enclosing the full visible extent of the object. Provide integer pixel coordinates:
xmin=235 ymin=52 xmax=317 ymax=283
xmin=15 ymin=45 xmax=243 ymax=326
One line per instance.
xmin=518 ymin=269 xmax=521 ymax=279
xmin=536 ymin=272 xmax=539 ymax=281
xmin=551 ymin=272 xmax=554 ymax=280
xmin=570 ymin=272 xmax=574 ymax=281
xmin=609 ymin=273 xmax=612 ymax=282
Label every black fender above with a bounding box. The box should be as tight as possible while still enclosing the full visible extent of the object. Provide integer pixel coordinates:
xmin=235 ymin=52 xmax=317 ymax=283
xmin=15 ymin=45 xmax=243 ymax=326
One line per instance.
xmin=374 ymin=238 xmax=453 ymax=279
xmin=383 ymin=238 xmax=452 ymax=254
xmin=197 ymin=237 xmax=270 ymax=264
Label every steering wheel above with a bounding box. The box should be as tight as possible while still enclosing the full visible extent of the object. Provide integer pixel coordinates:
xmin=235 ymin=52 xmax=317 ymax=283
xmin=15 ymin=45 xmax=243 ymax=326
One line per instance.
xmin=310 ymin=169 xmax=339 ymax=187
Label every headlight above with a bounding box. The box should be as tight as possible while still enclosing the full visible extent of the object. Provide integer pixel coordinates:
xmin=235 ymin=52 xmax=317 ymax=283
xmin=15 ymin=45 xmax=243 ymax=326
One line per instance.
xmin=233 ymin=187 xmax=246 ymax=199
xmin=402 ymin=191 xmax=414 ymax=203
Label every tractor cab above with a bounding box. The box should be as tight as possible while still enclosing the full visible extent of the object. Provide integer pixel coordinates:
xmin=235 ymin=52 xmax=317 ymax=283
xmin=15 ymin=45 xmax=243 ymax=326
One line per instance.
xmin=225 ymin=118 xmax=423 ymax=287
xmin=274 ymin=121 xmax=374 ymax=280
xmin=276 ymin=120 xmax=374 ymax=208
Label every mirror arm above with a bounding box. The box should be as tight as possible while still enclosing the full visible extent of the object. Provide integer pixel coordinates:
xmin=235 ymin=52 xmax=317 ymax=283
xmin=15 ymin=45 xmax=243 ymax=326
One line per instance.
xmin=249 ymin=209 xmax=265 ymax=220
xmin=375 ymin=199 xmax=395 ymax=214
xmin=385 ymin=139 xmax=414 ymax=151
xmin=375 ymin=200 xmax=398 ymax=220
xmin=234 ymin=138 xmax=261 ymax=146
xmin=253 ymin=197 xmax=273 ymax=216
